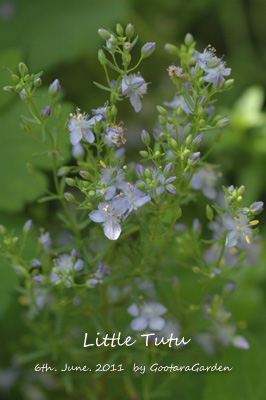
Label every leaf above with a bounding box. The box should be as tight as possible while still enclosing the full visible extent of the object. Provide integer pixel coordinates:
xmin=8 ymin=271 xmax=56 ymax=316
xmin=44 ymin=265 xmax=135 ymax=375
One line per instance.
xmin=93 ymin=81 xmax=112 ymax=92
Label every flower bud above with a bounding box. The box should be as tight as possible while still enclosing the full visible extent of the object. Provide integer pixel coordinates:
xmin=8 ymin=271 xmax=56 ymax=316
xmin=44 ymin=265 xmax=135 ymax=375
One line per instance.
xmin=139 ymin=150 xmax=148 ymax=158
xmin=216 ymin=118 xmax=229 ymax=128
xmin=24 ymin=74 xmax=31 ymax=83
xmin=98 ymin=48 xmax=106 ymax=66
xmin=64 ymin=192 xmax=76 ymax=202
xmin=169 ymin=138 xmax=177 ymax=149
xmin=0 ymin=225 xmax=7 ymax=235
xmin=223 ymin=283 xmax=236 ymax=295
xmin=53 ymin=267 xmax=62 ymax=275
xmin=23 ymin=219 xmax=33 ymax=234
xmin=34 ymin=77 xmax=42 ymax=87
xmin=184 ymin=33 xmax=194 ymax=47
xmin=141 ymin=42 xmax=156 ymax=58
xmin=166 ymin=184 xmax=176 ymax=195
xmin=18 ymin=62 xmax=28 ymax=77
xmin=3 ymin=86 xmax=16 ymax=94
xmin=98 ymin=29 xmax=111 ymax=40
xmin=86 ymin=279 xmax=99 ymax=287
xmin=125 ymin=23 xmax=134 ymax=39
xmin=141 ymin=130 xmax=150 ymax=146
xmin=188 ymin=152 xmax=200 ymax=165
xmin=136 ymin=164 xmax=144 ymax=176
xmin=164 ymin=162 xmax=173 ymax=176
xmin=237 ymin=185 xmax=245 ymax=196
xmin=136 ymin=181 xmax=146 ymax=190
xmin=206 ymin=204 xmax=214 ymax=222
xmin=49 ymin=79 xmax=60 ymax=97
xmin=185 ymin=134 xmax=193 ymax=146
xmin=41 ymin=106 xmax=51 ymax=119
xmin=65 ymin=177 xmax=76 ymax=187
xmin=193 ymin=133 xmax=203 ymax=146
xmin=223 ymin=79 xmax=234 ymax=89
xmin=116 ymin=23 xmax=124 ymax=36
xmin=11 ymin=74 xmax=19 ymax=83
xmin=158 ymin=115 xmax=167 ymax=126
xmin=164 ymin=43 xmax=180 ymax=56
xmin=80 ymin=171 xmax=90 ymax=179
xmin=156 ymin=105 xmax=168 ymax=115
xmin=250 ymin=201 xmax=264 ymax=215
xmin=57 ymin=166 xmax=72 ymax=176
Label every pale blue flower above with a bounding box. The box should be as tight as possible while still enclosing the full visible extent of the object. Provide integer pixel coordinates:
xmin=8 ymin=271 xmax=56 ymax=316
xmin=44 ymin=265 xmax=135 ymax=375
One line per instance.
xmin=121 ymin=74 xmax=148 ymax=112
xmin=194 ymin=46 xmax=216 ymax=69
xmin=94 ymin=262 xmax=111 ymax=279
xmin=190 ymin=167 xmax=218 ymax=199
xmin=50 ymin=253 xmax=84 ymax=286
xmin=222 ymin=213 xmax=254 ymax=248
xmin=164 ymin=95 xmax=192 ymax=114
xmin=89 ymin=104 xmax=108 ymax=124
xmin=203 ymin=61 xmax=231 ymax=88
xmin=127 ymin=301 xmax=167 ymax=331
xmin=89 ymin=198 xmax=128 ymax=240
xmin=116 ymin=181 xmax=151 ymax=215
xmin=68 ymin=109 xmax=95 ymax=145
xmin=38 ymin=230 xmax=52 ymax=251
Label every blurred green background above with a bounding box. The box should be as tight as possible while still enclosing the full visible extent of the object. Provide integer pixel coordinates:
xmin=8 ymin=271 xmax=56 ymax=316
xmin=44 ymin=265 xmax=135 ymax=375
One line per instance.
xmin=0 ymin=0 xmax=266 ymax=398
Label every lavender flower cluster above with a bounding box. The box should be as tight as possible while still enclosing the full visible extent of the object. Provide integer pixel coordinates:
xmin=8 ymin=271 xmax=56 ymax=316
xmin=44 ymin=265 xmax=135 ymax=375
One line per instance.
xmin=1 ymin=23 xmax=264 ymax=359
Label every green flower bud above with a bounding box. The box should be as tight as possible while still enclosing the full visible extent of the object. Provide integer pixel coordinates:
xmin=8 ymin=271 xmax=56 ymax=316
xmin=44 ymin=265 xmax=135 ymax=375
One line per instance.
xmin=139 ymin=150 xmax=148 ymax=158
xmin=18 ymin=62 xmax=28 ymax=77
xmin=185 ymin=134 xmax=193 ymax=146
xmin=136 ymin=181 xmax=146 ymax=190
xmin=64 ymin=192 xmax=76 ymax=202
xmin=24 ymin=74 xmax=31 ymax=83
xmin=57 ymin=166 xmax=71 ymax=176
xmin=53 ymin=267 xmax=62 ymax=275
xmin=3 ymin=86 xmax=16 ymax=94
xmin=98 ymin=29 xmax=111 ymax=40
xmin=80 ymin=171 xmax=90 ymax=180
xmin=223 ymin=79 xmax=234 ymax=89
xmin=34 ymin=77 xmax=42 ymax=87
xmin=206 ymin=204 xmax=214 ymax=222
xmin=158 ymin=115 xmax=167 ymax=126
xmin=98 ymin=49 xmax=106 ymax=66
xmin=169 ymin=138 xmax=177 ymax=149
xmin=184 ymin=33 xmax=194 ymax=47
xmin=65 ymin=177 xmax=76 ymax=187
xmin=125 ymin=23 xmax=134 ymax=39
xmin=164 ymin=43 xmax=180 ymax=56
xmin=11 ymin=74 xmax=19 ymax=83
xmin=156 ymin=105 xmax=168 ymax=115
xmin=116 ymin=23 xmax=124 ymax=37
xmin=88 ymin=190 xmax=96 ymax=196
xmin=0 ymin=225 xmax=7 ymax=235
xmin=154 ymin=150 xmax=161 ymax=157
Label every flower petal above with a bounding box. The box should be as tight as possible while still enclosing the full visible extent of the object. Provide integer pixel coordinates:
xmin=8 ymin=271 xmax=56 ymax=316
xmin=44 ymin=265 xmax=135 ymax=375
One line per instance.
xmin=127 ymin=303 xmax=139 ymax=317
xmin=89 ymin=210 xmax=106 ymax=223
xmin=131 ymin=317 xmax=148 ymax=331
xmin=83 ymin=129 xmax=95 ymax=143
xmin=149 ymin=316 xmax=165 ymax=331
xmin=70 ymin=129 xmax=82 ymax=146
xmin=104 ymin=219 xmax=121 ymax=240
